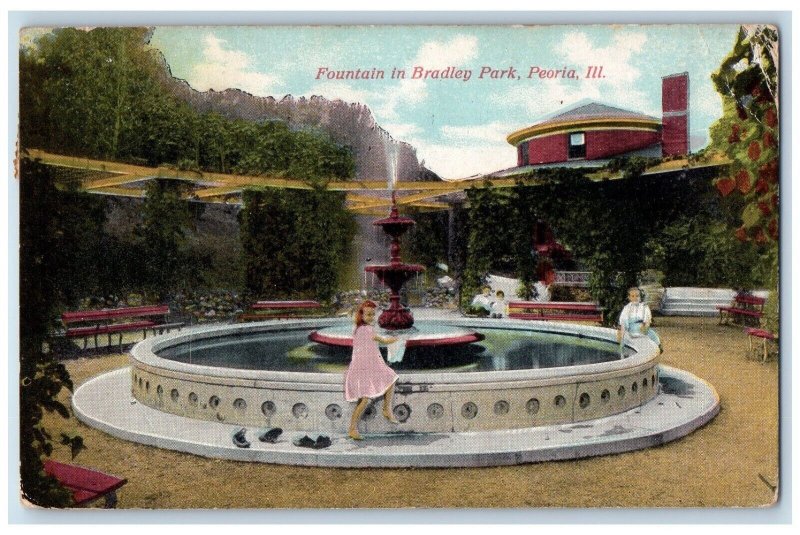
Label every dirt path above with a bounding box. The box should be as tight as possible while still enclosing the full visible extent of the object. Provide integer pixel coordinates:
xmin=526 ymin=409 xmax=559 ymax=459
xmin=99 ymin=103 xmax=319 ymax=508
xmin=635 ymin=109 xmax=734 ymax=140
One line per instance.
xmin=41 ymin=317 xmax=779 ymax=508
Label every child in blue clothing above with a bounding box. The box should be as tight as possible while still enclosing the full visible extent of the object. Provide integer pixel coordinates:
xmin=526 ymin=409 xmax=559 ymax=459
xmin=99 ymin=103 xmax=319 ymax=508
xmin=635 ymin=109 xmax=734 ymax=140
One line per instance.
xmin=617 ymin=287 xmax=662 ymax=351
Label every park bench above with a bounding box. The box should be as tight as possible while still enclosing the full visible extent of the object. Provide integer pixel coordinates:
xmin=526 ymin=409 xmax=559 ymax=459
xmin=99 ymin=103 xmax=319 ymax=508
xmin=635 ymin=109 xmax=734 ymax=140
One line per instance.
xmin=717 ymin=293 xmax=766 ymax=326
xmin=237 ymin=300 xmax=324 ymax=322
xmin=507 ymin=301 xmax=604 ymax=324
xmin=62 ymin=304 xmax=183 ymax=349
xmin=43 ymin=460 xmax=127 ymax=508
xmin=744 ymin=327 xmax=777 ymax=362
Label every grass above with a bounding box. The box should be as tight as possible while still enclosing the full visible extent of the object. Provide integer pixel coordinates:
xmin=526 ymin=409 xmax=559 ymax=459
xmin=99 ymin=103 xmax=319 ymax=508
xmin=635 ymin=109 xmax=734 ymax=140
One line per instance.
xmin=41 ymin=316 xmax=779 ymax=509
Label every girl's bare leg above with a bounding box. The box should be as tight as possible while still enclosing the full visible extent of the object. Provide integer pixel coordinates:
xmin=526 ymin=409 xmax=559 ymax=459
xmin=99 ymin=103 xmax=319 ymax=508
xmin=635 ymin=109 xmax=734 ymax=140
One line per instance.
xmin=349 ymin=398 xmax=370 ymax=440
xmin=383 ymin=384 xmax=399 ymax=423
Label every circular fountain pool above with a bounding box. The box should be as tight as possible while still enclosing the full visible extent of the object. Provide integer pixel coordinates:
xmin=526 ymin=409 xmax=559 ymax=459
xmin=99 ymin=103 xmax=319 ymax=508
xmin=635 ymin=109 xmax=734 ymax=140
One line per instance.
xmin=129 ymin=317 xmax=660 ymax=434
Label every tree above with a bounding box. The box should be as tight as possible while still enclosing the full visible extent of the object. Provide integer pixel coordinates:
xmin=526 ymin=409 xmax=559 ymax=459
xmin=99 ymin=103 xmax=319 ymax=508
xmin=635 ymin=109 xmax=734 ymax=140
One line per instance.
xmin=133 ymin=179 xmax=202 ymax=300
xmin=405 ymin=209 xmax=449 ymax=270
xmin=708 ymin=24 xmax=780 ymax=336
xmin=239 ymin=188 xmax=355 ymax=301
xmin=709 ymin=25 xmax=779 ymax=250
xmin=461 ymin=184 xmax=516 ymax=307
xmin=19 ymin=158 xmax=83 ymax=507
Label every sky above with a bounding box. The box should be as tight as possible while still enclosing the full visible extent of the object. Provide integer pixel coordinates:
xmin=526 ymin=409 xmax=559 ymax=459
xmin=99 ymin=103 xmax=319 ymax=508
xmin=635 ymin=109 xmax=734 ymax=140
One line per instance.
xmin=150 ymin=25 xmax=740 ymax=179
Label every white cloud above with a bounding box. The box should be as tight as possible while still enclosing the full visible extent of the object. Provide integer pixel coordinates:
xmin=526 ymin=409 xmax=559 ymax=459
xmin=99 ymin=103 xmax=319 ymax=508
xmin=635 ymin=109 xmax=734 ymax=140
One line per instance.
xmin=305 ymin=34 xmax=478 ymax=120
xmin=440 ymin=121 xmax=521 ymax=145
xmin=692 ymin=88 xmax=724 ymax=121
xmin=304 ymin=35 xmax=513 ymax=177
xmin=561 ymin=31 xmax=647 ymax=87
xmin=381 ymin=120 xmax=519 ymax=178
xmin=412 ymin=139 xmax=517 ymax=179
xmin=415 ymin=35 xmax=479 ymax=69
xmin=191 ymin=34 xmax=283 ymax=95
xmin=492 ymin=30 xmax=654 ymax=121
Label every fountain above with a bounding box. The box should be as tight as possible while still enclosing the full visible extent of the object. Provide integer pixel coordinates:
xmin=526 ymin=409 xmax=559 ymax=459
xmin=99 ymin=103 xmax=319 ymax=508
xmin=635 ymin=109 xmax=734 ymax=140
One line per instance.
xmin=70 ymin=147 xmax=720 ymax=468
xmin=309 ymin=193 xmax=483 ymax=349
xmin=73 ymin=294 xmax=720 ymax=468
xmin=367 ymin=191 xmax=422 ymax=330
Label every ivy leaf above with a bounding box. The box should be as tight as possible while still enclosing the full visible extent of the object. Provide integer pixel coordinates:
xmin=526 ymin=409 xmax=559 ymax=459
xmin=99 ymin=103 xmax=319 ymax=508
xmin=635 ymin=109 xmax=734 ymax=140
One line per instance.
xmin=60 ymin=433 xmax=86 ymax=460
xmin=741 ymin=203 xmax=762 ymax=228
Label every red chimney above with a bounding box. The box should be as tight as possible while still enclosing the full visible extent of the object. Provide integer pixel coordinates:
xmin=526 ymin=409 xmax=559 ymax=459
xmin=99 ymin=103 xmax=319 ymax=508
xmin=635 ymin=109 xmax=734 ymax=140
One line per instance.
xmin=662 ymin=72 xmax=689 ymax=156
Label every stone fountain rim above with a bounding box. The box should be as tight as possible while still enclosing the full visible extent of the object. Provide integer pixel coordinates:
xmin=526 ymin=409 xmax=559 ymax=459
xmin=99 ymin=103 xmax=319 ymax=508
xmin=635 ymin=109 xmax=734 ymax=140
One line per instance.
xmin=130 ymin=317 xmax=659 ymax=386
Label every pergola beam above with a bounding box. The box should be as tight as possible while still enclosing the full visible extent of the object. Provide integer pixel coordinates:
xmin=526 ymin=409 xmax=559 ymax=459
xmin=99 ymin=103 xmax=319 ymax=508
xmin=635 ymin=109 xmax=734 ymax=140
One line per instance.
xmin=26 ymin=148 xmax=523 ymax=192
xmin=25 ymin=148 xmax=728 ymax=213
xmin=82 ymin=173 xmax=141 ymax=190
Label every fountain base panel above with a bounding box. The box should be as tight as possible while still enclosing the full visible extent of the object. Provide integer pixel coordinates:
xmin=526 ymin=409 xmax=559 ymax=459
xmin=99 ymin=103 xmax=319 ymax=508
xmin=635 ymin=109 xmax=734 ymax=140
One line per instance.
xmin=73 ymin=365 xmax=719 ymax=468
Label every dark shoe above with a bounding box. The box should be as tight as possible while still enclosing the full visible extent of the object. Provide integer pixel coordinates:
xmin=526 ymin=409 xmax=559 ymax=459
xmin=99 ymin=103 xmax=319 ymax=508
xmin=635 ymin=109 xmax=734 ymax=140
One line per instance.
xmin=232 ymin=428 xmax=250 ymax=448
xmin=292 ymin=435 xmax=316 ymax=448
xmin=313 ymin=435 xmax=332 ymax=449
xmin=258 ymin=427 xmax=283 ymax=443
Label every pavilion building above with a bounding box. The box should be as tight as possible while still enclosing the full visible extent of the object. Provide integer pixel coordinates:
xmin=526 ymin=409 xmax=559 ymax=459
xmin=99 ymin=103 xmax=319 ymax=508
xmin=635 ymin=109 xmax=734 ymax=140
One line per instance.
xmin=503 ymin=72 xmax=690 ymax=173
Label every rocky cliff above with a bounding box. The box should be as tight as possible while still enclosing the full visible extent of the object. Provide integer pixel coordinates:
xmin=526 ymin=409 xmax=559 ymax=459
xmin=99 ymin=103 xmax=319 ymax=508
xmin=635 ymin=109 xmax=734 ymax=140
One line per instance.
xmin=155 ymin=58 xmax=437 ymax=182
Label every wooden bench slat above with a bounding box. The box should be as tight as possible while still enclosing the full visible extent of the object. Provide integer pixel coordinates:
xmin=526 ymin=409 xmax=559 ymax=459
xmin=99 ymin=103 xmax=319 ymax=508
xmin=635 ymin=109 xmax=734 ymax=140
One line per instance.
xmin=506 ymin=301 xmax=603 ymax=324
xmin=508 ymin=301 xmax=600 ymax=311
xmin=719 ymin=293 xmax=766 ymax=327
xmin=735 ymin=295 xmax=767 ymax=306
xmin=65 ymin=326 xmax=103 ymax=337
xmin=44 ymin=460 xmax=127 ymax=506
xmin=66 ymin=321 xmax=156 ymax=337
xmin=745 ymin=328 xmax=776 ymax=340
xmin=62 ymin=304 xmax=178 ymax=348
xmin=62 ymin=305 xmax=169 ymax=323
xmin=104 ymin=321 xmax=156 ymax=333
xmin=508 ymin=313 xmax=603 ymax=322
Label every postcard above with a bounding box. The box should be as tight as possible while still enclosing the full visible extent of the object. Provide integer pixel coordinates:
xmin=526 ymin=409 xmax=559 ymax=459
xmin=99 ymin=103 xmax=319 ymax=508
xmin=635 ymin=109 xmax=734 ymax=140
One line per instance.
xmin=16 ymin=22 xmax=780 ymax=510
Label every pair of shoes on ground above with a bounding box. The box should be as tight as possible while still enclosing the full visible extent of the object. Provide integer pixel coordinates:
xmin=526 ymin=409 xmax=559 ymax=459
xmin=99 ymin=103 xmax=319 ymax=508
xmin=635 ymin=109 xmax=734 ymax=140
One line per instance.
xmin=258 ymin=427 xmax=283 ymax=443
xmin=232 ymin=427 xmax=284 ymax=448
xmin=293 ymin=434 xmax=332 ymax=449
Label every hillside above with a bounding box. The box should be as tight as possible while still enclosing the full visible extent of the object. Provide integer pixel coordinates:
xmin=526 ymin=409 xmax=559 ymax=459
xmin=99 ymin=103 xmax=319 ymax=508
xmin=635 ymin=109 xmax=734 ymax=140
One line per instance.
xmin=154 ymin=55 xmax=437 ymax=182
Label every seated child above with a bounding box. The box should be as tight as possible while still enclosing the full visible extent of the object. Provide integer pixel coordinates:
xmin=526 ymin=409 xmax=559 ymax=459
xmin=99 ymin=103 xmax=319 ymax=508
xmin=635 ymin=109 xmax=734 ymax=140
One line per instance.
xmin=533 ymin=280 xmax=551 ymax=302
xmin=491 ymin=290 xmax=507 ymax=318
xmin=470 ymin=286 xmax=494 ymax=313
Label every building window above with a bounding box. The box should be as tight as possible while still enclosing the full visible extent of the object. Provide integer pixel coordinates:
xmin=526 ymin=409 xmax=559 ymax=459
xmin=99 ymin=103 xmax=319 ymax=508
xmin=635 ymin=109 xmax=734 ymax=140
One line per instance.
xmin=518 ymin=142 xmax=529 ymax=166
xmin=568 ymin=132 xmax=586 ymax=159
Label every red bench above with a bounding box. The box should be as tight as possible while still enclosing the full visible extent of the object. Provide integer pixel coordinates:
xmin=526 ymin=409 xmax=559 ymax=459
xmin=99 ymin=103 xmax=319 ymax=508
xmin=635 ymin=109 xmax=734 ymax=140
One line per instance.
xmin=745 ymin=327 xmax=777 ymax=362
xmin=508 ymin=301 xmax=604 ymax=324
xmin=44 ymin=460 xmax=127 ymax=508
xmin=718 ymin=293 xmax=766 ymax=326
xmin=238 ymin=300 xmax=324 ymax=322
xmin=62 ymin=305 xmax=183 ymax=349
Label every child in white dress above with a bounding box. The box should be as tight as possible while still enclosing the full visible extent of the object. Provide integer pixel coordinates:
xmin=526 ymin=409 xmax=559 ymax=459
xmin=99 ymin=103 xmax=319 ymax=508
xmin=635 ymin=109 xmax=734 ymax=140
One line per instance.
xmin=617 ymin=287 xmax=662 ymax=350
xmin=491 ymin=290 xmax=507 ymax=318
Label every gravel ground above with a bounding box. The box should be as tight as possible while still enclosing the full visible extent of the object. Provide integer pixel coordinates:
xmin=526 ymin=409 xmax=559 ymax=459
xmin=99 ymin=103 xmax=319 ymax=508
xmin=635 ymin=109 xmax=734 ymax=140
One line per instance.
xmin=40 ymin=316 xmax=779 ymax=509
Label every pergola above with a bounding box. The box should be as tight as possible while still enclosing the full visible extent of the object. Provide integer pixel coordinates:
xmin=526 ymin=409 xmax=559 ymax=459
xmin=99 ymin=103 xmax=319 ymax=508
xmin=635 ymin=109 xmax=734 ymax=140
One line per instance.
xmin=24 ymin=148 xmax=727 ymax=215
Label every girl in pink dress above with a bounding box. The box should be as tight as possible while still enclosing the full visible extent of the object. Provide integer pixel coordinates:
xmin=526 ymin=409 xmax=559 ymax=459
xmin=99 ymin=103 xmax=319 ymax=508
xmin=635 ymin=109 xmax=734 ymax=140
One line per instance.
xmin=346 ymin=300 xmax=400 ymax=440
